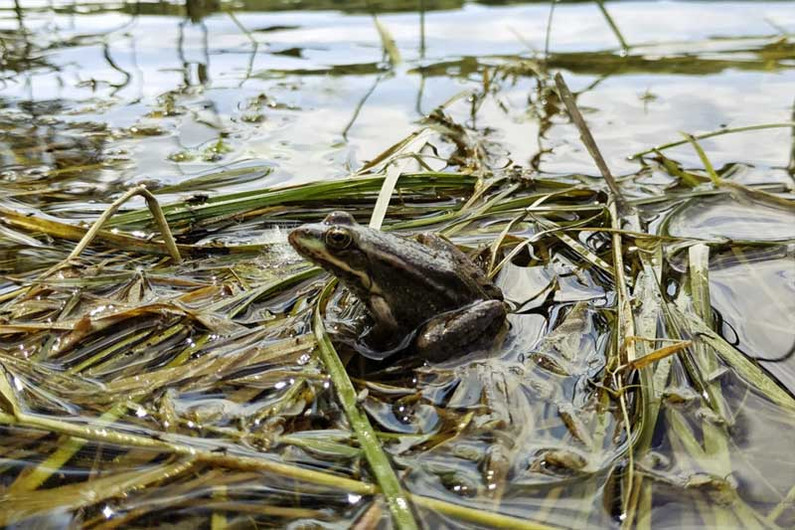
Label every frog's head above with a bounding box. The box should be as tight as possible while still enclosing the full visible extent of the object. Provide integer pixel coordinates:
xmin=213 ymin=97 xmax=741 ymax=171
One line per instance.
xmin=288 ymin=211 xmax=373 ymax=294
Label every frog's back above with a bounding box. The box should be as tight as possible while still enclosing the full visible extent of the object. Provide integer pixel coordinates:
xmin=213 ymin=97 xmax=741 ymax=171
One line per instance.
xmin=362 ymin=229 xmax=501 ymax=329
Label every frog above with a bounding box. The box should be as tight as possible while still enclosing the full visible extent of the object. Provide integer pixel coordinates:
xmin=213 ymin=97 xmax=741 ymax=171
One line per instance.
xmin=288 ymin=211 xmax=507 ymax=362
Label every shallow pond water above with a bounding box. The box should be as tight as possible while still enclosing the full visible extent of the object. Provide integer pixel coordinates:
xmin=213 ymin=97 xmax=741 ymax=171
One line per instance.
xmin=1 ymin=1 xmax=794 ymax=529
xmin=3 ymin=1 xmax=794 ymax=193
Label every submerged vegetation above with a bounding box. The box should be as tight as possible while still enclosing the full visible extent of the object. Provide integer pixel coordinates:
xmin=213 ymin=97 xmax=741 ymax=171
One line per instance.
xmin=1 ymin=0 xmax=795 ymax=528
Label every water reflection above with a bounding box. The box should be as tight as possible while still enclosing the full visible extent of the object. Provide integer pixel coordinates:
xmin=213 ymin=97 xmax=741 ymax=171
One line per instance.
xmin=711 ymin=249 xmax=795 ymax=391
xmin=2 ymin=0 xmax=794 ymax=195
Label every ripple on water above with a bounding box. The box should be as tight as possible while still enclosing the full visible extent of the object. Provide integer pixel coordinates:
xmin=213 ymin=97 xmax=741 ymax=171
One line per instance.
xmin=710 ymin=251 xmax=795 ymax=392
xmin=664 ymin=194 xmax=795 ymax=242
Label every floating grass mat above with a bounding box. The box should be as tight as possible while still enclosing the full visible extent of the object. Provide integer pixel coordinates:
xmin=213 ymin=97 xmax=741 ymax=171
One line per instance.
xmin=2 ymin=107 xmax=795 ymax=529
xmin=2 ymin=162 xmax=794 ymax=528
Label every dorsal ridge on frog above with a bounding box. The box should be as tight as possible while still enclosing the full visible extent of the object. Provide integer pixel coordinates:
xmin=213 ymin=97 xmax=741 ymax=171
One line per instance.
xmin=288 ymin=211 xmax=506 ymax=362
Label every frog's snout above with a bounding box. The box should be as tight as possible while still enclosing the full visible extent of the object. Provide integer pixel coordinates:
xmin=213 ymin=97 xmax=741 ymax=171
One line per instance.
xmin=288 ymin=225 xmax=324 ymax=258
xmin=287 ymin=227 xmax=304 ymax=248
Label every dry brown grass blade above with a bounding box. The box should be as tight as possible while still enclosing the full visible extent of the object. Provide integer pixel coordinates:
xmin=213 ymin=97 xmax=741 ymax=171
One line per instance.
xmin=0 ymin=205 xmax=191 ymax=258
xmin=48 ymin=185 xmax=181 ymax=272
xmin=0 ymin=303 xmax=241 ymax=357
xmin=105 ymin=334 xmax=315 ymax=395
xmin=370 ymin=129 xmax=432 ymax=230
xmin=553 ymin=73 xmax=627 ymax=211
xmin=622 ymin=339 xmax=692 ymax=370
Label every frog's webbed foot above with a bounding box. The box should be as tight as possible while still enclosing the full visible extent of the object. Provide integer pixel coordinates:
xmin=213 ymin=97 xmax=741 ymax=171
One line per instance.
xmin=415 ymin=299 xmax=507 ymax=363
xmin=350 ymin=301 xmax=507 ymax=364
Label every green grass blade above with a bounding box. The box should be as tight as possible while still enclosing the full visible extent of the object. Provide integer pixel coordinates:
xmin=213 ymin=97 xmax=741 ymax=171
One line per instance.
xmin=681 ymin=133 xmax=722 ymax=186
xmin=631 ymin=122 xmax=795 ymax=159
xmin=313 ymin=281 xmax=418 ymax=530
xmin=0 ymin=410 xmax=376 ymax=495
xmin=1 ymin=459 xmax=196 ymax=527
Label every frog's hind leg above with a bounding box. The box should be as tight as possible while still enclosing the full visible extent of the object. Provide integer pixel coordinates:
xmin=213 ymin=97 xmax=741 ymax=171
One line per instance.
xmin=415 ymin=299 xmax=507 ymax=363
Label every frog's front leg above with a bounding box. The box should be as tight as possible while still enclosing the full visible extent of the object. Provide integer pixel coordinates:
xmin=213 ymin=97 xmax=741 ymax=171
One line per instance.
xmin=415 ymin=299 xmax=507 ymax=362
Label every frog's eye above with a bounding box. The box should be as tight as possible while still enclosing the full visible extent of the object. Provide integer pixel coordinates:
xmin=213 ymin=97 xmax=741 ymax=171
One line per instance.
xmin=325 ymin=227 xmax=352 ymax=250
